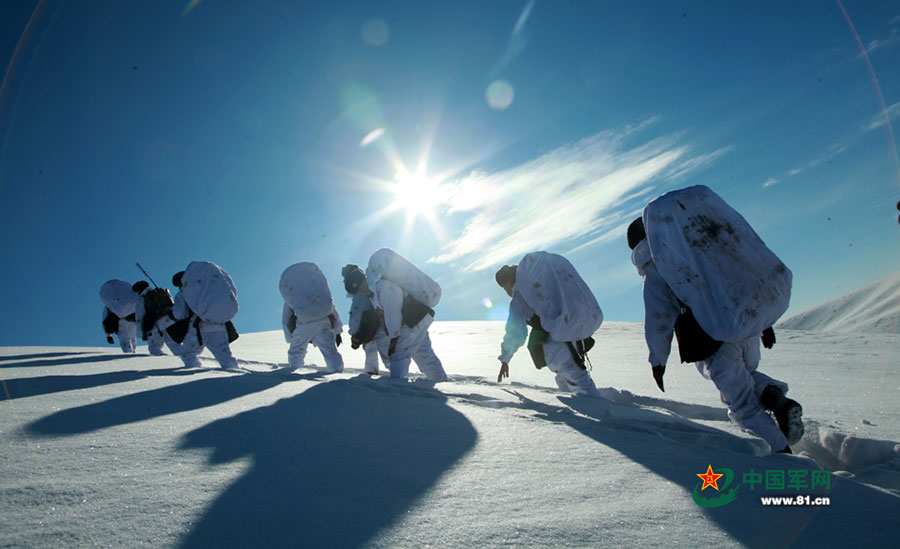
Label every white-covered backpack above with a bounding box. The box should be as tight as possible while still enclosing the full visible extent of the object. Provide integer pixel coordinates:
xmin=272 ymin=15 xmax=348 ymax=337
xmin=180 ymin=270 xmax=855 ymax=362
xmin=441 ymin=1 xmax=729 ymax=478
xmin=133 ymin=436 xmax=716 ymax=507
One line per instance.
xmin=365 ymin=248 xmax=441 ymax=308
xmin=279 ymin=262 xmax=335 ymax=323
xmin=644 ymin=185 xmax=792 ymax=342
xmin=514 ymin=251 xmax=603 ymax=343
xmin=100 ymin=279 xmax=137 ymax=318
xmin=180 ymin=261 xmax=239 ymax=322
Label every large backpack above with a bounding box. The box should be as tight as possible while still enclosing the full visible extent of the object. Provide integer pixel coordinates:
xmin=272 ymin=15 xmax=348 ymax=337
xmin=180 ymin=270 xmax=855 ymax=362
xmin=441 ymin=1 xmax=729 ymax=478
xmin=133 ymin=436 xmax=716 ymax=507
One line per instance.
xmin=365 ymin=248 xmax=441 ymax=308
xmin=514 ymin=251 xmax=603 ymax=343
xmin=99 ymin=279 xmax=137 ymax=318
xmin=279 ymin=262 xmax=335 ymax=323
xmin=643 ymin=185 xmax=792 ymax=342
xmin=141 ymin=287 xmax=174 ymax=333
xmin=144 ymin=288 xmax=174 ymax=317
xmin=180 ymin=261 xmax=239 ymax=322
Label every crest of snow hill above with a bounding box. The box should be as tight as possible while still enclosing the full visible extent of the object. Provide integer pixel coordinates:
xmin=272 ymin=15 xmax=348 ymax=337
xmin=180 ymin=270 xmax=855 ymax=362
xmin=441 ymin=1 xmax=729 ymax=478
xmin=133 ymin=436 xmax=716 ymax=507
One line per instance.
xmin=778 ymin=270 xmax=900 ymax=334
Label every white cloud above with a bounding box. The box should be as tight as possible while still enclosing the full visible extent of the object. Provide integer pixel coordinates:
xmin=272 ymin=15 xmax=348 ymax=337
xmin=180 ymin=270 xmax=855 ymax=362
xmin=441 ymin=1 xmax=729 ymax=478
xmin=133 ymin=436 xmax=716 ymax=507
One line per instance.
xmin=786 ymin=145 xmax=848 ymax=178
xmin=865 ymin=101 xmax=900 ymax=131
xmin=762 ymin=178 xmax=781 ymax=188
xmin=865 ymin=26 xmax=900 ymax=54
xmin=429 ymin=127 xmax=726 ymax=272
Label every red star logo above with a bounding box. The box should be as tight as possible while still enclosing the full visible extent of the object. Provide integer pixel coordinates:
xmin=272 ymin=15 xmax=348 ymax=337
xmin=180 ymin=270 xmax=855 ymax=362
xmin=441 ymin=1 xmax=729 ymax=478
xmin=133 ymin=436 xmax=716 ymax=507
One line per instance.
xmin=697 ymin=465 xmax=724 ymax=491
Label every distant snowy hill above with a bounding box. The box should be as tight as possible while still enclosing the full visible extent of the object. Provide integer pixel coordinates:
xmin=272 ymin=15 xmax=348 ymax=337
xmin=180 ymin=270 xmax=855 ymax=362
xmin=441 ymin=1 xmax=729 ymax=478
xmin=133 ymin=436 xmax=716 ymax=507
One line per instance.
xmin=778 ymin=270 xmax=900 ymax=334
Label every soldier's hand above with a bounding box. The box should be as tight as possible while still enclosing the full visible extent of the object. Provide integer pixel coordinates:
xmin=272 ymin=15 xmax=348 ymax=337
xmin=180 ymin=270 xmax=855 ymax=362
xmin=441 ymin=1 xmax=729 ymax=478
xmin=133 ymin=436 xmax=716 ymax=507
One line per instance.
xmin=652 ymin=365 xmax=666 ymax=392
xmin=106 ymin=335 xmax=115 ymax=345
xmin=335 ymin=334 xmax=342 ymax=347
xmin=497 ymin=362 xmax=510 ymax=383
xmin=761 ymin=327 xmax=776 ymax=349
xmin=388 ymin=337 xmax=398 ymax=356
xmin=351 ymin=335 xmax=361 ymax=350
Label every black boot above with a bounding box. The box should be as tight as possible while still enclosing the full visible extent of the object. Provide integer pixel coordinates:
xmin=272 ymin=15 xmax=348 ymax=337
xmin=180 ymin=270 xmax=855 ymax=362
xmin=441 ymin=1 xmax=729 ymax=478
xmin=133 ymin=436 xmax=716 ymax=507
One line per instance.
xmin=760 ymin=385 xmax=804 ymax=446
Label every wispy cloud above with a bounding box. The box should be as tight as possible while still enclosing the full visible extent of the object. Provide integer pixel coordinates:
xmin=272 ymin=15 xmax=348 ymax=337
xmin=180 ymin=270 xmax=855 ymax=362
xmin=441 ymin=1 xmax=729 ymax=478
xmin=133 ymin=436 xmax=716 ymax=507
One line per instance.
xmin=763 ymin=101 xmax=900 ymax=188
xmin=489 ymin=0 xmax=537 ymax=79
xmin=865 ymin=101 xmax=900 ymax=131
xmin=428 ymin=125 xmax=728 ymax=271
xmin=865 ymin=25 xmax=900 ymax=54
xmin=786 ymin=144 xmax=848 ymax=177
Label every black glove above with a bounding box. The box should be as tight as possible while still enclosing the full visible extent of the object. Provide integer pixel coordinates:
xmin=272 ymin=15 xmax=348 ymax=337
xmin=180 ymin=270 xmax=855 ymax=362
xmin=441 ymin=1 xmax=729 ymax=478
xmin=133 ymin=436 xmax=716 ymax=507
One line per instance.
xmin=761 ymin=327 xmax=776 ymax=349
xmin=652 ymin=365 xmax=666 ymax=392
xmin=106 ymin=335 xmax=115 ymax=345
xmin=351 ymin=335 xmax=361 ymax=350
xmin=335 ymin=334 xmax=342 ymax=347
xmin=388 ymin=337 xmax=398 ymax=356
xmin=141 ymin=332 xmax=148 ymax=341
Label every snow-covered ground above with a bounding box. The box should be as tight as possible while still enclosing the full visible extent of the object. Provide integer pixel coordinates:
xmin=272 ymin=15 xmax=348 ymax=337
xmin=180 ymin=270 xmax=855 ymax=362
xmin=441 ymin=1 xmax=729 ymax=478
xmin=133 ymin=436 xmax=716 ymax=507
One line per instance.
xmin=2 ymin=314 xmax=898 ymax=547
xmin=778 ymin=269 xmax=900 ymax=334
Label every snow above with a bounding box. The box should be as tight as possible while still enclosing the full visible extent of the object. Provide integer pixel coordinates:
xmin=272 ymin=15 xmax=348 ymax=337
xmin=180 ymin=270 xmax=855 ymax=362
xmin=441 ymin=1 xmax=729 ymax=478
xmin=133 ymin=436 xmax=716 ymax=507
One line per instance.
xmin=2 ymin=319 xmax=898 ymax=547
xmin=778 ymin=270 xmax=900 ymax=334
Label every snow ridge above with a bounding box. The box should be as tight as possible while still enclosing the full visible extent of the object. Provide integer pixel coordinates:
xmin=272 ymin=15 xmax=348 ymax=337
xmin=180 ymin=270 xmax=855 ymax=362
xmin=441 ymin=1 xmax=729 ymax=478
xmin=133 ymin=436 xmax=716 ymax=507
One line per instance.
xmin=778 ymin=270 xmax=900 ymax=334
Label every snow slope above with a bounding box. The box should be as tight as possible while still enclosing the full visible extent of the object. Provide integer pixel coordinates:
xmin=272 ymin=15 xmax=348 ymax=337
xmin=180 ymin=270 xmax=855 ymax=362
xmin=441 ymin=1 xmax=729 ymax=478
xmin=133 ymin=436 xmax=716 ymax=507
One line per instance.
xmin=778 ymin=270 xmax=900 ymax=334
xmin=2 ymin=322 xmax=899 ymax=547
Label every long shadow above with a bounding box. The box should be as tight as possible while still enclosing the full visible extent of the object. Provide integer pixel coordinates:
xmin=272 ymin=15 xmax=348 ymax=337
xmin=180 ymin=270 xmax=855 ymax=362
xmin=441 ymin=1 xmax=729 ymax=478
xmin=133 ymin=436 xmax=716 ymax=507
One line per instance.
xmin=25 ymin=373 xmax=288 ymax=436
xmin=178 ymin=376 xmax=477 ymax=548
xmin=0 ymin=354 xmax=140 ymax=369
xmin=1 ymin=367 xmax=202 ymax=401
xmin=519 ymin=392 xmax=899 ymax=547
xmin=596 ymin=386 xmax=730 ymax=422
xmin=0 ymin=351 xmax=96 ymax=362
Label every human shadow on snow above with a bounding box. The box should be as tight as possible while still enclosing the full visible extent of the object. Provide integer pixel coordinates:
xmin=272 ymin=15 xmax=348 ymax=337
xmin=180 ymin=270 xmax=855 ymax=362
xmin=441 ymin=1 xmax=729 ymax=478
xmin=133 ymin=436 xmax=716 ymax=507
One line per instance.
xmin=0 ymin=351 xmax=97 ymax=363
xmin=0 ymin=353 xmax=141 ymax=369
xmin=1 ymin=367 xmax=203 ymax=401
xmin=25 ymin=372 xmax=289 ymax=436
xmin=177 ymin=375 xmax=477 ymax=548
xmin=511 ymin=391 xmax=900 ymax=548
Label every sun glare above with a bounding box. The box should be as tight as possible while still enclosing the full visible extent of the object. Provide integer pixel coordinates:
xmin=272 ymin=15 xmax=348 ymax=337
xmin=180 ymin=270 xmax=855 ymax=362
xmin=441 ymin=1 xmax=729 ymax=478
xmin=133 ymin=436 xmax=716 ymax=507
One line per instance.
xmin=391 ymin=169 xmax=442 ymax=217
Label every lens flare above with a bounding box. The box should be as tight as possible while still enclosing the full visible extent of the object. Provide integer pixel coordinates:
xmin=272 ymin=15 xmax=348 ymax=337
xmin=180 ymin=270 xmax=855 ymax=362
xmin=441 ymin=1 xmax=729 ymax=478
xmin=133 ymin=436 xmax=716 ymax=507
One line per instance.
xmin=360 ymin=128 xmax=386 ymax=147
xmin=361 ymin=19 xmax=390 ymax=46
xmin=486 ymin=80 xmax=514 ymax=110
xmin=482 ymin=297 xmax=493 ymax=309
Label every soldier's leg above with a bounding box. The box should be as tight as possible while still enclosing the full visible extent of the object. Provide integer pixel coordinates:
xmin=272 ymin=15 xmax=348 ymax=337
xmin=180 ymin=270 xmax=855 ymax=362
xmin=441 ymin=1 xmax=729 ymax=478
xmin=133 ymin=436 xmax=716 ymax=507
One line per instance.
xmin=201 ymin=323 xmax=237 ymax=370
xmin=698 ymin=342 xmax=788 ymax=452
xmin=311 ymin=324 xmax=344 ymax=373
xmin=119 ymin=320 xmax=137 ymax=354
xmin=544 ymin=342 xmax=600 ymax=396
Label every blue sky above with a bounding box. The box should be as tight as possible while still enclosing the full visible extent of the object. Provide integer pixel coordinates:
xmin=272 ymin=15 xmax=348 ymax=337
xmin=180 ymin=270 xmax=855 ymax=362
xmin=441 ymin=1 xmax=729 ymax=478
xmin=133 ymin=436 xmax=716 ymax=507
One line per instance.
xmin=1 ymin=0 xmax=898 ymax=346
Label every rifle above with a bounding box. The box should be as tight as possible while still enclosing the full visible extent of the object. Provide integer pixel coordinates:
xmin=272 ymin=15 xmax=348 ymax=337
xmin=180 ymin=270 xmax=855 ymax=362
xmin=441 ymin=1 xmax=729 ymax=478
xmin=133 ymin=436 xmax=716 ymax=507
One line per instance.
xmin=135 ymin=262 xmax=160 ymax=288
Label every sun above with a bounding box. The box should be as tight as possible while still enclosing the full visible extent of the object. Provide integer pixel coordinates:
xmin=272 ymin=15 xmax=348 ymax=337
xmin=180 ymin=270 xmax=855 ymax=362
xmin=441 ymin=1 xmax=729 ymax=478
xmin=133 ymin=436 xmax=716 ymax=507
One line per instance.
xmin=390 ymin=168 xmax=442 ymax=218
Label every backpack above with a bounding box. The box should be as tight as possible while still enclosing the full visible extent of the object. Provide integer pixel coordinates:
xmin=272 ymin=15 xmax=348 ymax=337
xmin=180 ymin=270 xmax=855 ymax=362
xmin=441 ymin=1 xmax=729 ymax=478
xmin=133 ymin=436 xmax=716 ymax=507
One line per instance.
xmin=144 ymin=288 xmax=174 ymax=317
xmin=99 ymin=279 xmax=138 ymax=318
xmin=366 ymin=248 xmax=441 ymax=308
xmin=279 ymin=262 xmax=335 ymax=323
xmin=644 ymin=185 xmax=792 ymax=342
xmin=181 ymin=261 xmax=239 ymax=322
xmin=400 ymin=294 xmax=434 ymax=328
xmin=514 ymin=252 xmax=603 ymax=343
